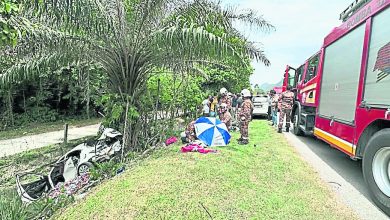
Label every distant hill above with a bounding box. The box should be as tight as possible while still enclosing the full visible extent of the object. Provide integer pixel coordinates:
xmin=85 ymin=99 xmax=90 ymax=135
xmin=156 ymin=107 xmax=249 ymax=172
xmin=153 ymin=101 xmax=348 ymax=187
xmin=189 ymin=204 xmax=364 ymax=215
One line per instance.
xmin=260 ymin=80 xmax=283 ymax=91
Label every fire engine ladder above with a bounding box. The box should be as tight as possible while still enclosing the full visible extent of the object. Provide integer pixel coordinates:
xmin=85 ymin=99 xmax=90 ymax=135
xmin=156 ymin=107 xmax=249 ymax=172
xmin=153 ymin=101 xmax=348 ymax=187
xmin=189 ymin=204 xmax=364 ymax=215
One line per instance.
xmin=340 ymin=0 xmax=372 ymax=21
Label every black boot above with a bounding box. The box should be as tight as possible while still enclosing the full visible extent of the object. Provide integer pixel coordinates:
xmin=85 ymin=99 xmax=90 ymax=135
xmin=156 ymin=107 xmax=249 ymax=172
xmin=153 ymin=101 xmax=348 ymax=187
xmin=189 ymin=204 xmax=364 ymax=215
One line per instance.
xmin=278 ymin=128 xmax=282 ymax=133
xmin=239 ymin=139 xmax=248 ymax=145
xmin=286 ymin=127 xmax=289 ymax=132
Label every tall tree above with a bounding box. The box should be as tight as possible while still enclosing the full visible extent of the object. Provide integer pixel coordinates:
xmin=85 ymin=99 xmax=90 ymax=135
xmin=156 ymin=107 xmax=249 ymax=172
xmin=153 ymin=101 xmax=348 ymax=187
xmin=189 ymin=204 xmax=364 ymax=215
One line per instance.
xmin=0 ymin=0 xmax=19 ymax=46
xmin=0 ymin=0 xmax=273 ymax=152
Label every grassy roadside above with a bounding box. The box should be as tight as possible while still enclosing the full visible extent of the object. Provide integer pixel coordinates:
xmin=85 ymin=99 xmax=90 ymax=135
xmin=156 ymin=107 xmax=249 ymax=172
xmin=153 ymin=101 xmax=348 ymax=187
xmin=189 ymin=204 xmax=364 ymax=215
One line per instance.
xmin=58 ymin=120 xmax=356 ymax=219
xmin=0 ymin=118 xmax=101 ymax=141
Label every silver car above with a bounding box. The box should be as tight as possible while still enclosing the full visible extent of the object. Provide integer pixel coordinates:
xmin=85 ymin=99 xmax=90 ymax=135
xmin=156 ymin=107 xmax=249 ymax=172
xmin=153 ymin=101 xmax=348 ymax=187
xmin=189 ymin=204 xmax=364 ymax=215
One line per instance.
xmin=252 ymin=96 xmax=269 ymax=117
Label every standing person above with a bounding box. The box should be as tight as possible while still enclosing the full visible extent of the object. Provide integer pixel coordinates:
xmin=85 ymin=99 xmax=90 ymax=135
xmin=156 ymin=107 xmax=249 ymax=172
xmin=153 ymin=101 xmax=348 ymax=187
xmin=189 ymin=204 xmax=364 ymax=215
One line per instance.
xmin=218 ymin=88 xmax=231 ymax=118
xmin=236 ymin=93 xmax=243 ymax=108
xmin=201 ymin=97 xmax=210 ymax=117
xmin=209 ymin=95 xmax=218 ymax=117
xmin=231 ymin=94 xmax=238 ymax=120
xmin=278 ymin=86 xmax=295 ymax=133
xmin=236 ymin=93 xmax=243 ymax=122
xmin=219 ymin=103 xmax=232 ymax=130
xmin=267 ymin=91 xmax=273 ymax=121
xmin=238 ymin=89 xmax=253 ymax=145
xmin=270 ymin=90 xmax=279 ymax=127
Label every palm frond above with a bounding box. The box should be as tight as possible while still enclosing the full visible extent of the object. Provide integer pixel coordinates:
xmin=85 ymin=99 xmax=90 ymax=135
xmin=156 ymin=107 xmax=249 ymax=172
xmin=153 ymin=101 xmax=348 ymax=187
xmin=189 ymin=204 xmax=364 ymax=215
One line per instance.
xmin=0 ymin=49 xmax=86 ymax=86
xmin=19 ymin=0 xmax=115 ymax=37
xmin=243 ymin=41 xmax=270 ymax=66
xmin=226 ymin=7 xmax=275 ymax=32
xmin=156 ymin=24 xmax=242 ymax=64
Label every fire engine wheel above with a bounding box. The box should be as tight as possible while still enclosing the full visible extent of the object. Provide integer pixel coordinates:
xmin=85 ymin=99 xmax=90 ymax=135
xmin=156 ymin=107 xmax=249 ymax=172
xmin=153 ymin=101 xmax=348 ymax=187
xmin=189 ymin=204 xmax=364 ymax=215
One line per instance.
xmin=77 ymin=162 xmax=94 ymax=176
xmin=363 ymin=128 xmax=390 ymax=216
xmin=292 ymin=110 xmax=303 ymax=136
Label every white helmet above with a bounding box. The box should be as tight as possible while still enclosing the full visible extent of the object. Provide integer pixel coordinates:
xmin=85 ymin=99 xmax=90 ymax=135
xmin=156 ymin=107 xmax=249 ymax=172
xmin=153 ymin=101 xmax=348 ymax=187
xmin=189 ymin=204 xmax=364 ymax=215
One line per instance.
xmin=220 ymin=88 xmax=228 ymax=95
xmin=220 ymin=103 xmax=227 ymax=108
xmin=241 ymin=89 xmax=251 ymax=98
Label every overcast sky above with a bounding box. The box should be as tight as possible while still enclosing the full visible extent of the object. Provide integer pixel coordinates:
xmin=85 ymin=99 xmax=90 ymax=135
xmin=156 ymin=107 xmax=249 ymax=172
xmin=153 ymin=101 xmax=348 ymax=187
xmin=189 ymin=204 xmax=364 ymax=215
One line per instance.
xmin=222 ymin=0 xmax=352 ymax=86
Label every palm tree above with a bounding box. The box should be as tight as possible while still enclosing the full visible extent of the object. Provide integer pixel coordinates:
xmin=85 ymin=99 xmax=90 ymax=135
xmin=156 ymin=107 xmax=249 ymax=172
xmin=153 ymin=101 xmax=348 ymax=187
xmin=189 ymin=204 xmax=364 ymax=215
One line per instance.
xmin=0 ymin=0 xmax=274 ymax=152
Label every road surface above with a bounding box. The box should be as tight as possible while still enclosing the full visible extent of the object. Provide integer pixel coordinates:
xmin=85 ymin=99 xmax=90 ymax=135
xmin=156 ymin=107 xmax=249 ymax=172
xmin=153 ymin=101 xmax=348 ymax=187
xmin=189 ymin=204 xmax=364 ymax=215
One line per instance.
xmin=292 ymin=134 xmax=368 ymax=195
xmin=0 ymin=124 xmax=100 ymax=158
xmin=284 ymin=131 xmax=389 ymax=220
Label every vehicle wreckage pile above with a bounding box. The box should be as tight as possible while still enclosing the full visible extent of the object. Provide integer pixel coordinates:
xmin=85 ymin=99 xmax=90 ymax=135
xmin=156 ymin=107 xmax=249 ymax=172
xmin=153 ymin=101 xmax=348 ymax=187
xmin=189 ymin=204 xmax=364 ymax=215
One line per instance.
xmin=15 ymin=128 xmax=123 ymax=203
xmin=48 ymin=174 xmax=90 ymax=199
xmin=0 ymin=124 xmax=177 ymax=219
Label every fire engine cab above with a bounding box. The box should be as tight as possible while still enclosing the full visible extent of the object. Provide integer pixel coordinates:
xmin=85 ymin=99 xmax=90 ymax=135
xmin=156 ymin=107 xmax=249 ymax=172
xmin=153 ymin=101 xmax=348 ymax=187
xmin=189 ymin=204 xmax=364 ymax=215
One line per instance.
xmin=283 ymin=0 xmax=390 ymax=215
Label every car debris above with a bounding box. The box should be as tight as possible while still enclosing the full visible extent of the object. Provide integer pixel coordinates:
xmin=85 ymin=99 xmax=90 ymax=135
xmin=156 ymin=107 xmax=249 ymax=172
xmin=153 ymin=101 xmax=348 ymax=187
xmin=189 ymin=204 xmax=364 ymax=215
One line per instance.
xmin=16 ymin=128 xmax=122 ymax=203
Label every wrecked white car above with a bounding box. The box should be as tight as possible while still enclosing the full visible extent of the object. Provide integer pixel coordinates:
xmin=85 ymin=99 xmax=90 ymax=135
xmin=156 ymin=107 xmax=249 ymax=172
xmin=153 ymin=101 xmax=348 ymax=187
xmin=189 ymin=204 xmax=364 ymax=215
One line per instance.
xmin=16 ymin=128 xmax=122 ymax=203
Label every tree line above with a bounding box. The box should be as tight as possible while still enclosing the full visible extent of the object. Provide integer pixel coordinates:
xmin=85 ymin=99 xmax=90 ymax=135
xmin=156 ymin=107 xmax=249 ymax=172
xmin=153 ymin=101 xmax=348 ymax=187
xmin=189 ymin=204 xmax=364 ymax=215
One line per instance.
xmin=0 ymin=0 xmax=273 ymax=153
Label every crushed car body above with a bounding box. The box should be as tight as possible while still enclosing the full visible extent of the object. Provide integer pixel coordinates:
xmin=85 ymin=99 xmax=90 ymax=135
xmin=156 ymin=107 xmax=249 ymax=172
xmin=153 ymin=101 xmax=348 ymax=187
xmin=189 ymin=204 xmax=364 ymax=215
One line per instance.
xmin=16 ymin=128 xmax=122 ymax=203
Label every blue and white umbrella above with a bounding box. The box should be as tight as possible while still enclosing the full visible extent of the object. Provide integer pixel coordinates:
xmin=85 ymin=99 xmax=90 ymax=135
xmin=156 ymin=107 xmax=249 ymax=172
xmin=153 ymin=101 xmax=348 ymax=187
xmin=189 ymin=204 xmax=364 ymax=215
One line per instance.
xmin=194 ymin=117 xmax=231 ymax=146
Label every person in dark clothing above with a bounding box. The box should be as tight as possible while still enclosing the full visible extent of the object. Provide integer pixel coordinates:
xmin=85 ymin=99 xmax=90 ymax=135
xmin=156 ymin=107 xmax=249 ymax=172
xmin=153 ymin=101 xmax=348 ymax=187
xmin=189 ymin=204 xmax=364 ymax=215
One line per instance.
xmin=231 ymin=94 xmax=238 ymax=121
xmin=236 ymin=93 xmax=243 ymax=108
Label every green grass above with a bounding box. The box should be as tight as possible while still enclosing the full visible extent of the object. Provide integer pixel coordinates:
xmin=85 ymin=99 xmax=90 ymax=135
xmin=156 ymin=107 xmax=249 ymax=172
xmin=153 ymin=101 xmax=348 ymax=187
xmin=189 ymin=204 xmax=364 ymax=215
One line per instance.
xmin=0 ymin=117 xmax=101 ymax=140
xmin=58 ymin=120 xmax=356 ymax=219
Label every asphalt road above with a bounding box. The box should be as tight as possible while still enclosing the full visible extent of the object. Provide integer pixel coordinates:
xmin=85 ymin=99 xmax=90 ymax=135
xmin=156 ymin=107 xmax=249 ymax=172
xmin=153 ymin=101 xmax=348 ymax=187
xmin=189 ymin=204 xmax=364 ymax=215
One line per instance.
xmin=283 ymin=130 xmax=389 ymax=219
xmin=254 ymin=115 xmax=370 ymax=199
xmin=292 ymin=134 xmax=370 ymax=198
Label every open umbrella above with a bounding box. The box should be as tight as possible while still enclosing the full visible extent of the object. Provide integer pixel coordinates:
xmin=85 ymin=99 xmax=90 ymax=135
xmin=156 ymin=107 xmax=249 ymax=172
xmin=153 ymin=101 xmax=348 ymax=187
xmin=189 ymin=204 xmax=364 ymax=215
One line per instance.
xmin=194 ymin=117 xmax=231 ymax=146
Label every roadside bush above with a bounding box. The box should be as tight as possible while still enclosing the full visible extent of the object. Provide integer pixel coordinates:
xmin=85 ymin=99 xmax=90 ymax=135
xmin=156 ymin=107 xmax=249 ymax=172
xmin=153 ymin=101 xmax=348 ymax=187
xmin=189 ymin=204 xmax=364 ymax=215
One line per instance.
xmin=33 ymin=195 xmax=75 ymax=219
xmin=90 ymin=160 xmax=125 ymax=181
xmin=0 ymin=159 xmax=9 ymax=167
xmin=0 ymin=189 xmax=29 ymax=220
xmin=13 ymin=107 xmax=60 ymax=127
xmin=126 ymin=151 xmax=138 ymax=160
xmin=0 ymin=188 xmax=75 ymax=220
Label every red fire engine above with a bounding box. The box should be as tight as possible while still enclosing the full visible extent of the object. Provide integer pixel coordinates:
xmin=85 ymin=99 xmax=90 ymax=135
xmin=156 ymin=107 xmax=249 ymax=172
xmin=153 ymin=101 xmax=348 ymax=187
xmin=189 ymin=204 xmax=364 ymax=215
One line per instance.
xmin=283 ymin=0 xmax=390 ymax=214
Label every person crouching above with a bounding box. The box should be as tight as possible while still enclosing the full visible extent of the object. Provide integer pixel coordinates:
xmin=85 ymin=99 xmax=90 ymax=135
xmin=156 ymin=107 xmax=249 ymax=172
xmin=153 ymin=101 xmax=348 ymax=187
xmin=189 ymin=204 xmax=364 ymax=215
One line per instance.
xmin=219 ymin=103 xmax=232 ymax=130
xmin=182 ymin=120 xmax=197 ymax=143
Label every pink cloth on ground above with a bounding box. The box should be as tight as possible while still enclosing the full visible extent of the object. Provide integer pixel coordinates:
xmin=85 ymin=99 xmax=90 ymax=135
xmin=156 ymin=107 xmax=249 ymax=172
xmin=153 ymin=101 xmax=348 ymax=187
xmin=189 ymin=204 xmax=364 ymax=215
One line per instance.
xmin=181 ymin=144 xmax=217 ymax=154
xmin=165 ymin=137 xmax=178 ymax=146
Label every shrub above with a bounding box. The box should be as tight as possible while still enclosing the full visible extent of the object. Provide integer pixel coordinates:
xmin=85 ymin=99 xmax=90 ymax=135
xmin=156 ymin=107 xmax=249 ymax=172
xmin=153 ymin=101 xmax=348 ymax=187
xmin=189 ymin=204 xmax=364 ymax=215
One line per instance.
xmin=0 ymin=188 xmax=75 ymax=220
xmin=90 ymin=160 xmax=125 ymax=181
xmin=0 ymin=189 xmax=29 ymax=220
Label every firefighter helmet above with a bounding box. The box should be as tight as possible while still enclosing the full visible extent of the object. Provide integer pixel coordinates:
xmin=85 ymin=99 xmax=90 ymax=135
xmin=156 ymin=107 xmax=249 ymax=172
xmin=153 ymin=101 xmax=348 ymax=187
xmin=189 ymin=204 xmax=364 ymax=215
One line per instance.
xmin=220 ymin=88 xmax=228 ymax=95
xmin=241 ymin=89 xmax=251 ymax=98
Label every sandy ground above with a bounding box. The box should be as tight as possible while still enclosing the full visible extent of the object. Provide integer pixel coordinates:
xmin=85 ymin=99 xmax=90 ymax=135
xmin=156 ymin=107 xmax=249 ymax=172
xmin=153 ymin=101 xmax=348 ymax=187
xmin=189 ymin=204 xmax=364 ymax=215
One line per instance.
xmin=0 ymin=124 xmax=100 ymax=158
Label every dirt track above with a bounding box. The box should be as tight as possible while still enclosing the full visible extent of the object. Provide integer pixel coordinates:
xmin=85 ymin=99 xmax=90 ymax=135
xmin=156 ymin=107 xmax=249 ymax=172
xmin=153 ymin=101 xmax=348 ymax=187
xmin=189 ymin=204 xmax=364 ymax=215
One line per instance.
xmin=0 ymin=124 xmax=100 ymax=158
